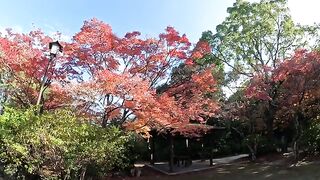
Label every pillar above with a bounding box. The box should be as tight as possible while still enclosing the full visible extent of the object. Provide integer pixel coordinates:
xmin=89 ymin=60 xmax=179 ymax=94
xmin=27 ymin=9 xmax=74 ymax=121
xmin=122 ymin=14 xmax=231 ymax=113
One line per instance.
xmin=169 ymin=133 xmax=174 ymax=172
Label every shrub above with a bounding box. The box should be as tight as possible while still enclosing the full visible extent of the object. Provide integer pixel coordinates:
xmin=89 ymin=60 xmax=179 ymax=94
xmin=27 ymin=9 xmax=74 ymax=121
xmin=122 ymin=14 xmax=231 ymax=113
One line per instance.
xmin=301 ymin=116 xmax=320 ymax=153
xmin=0 ymin=107 xmax=130 ymax=179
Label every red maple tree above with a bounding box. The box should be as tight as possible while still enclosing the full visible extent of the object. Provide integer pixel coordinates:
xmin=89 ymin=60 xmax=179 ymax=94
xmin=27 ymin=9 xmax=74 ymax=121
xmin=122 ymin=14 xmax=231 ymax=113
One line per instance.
xmin=63 ymin=19 xmax=219 ymax=135
xmin=0 ymin=19 xmax=219 ymax=136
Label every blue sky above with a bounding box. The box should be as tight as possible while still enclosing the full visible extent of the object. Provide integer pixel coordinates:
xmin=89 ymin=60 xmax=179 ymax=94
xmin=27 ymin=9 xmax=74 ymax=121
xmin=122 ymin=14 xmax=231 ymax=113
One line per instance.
xmin=0 ymin=0 xmax=236 ymax=42
xmin=1 ymin=0 xmax=319 ymax=43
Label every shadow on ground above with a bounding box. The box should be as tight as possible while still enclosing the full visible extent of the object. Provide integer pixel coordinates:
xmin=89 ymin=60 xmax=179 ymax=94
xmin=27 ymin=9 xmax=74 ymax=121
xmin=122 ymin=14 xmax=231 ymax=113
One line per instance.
xmin=135 ymin=162 xmax=320 ymax=180
xmin=107 ymin=154 xmax=320 ymax=180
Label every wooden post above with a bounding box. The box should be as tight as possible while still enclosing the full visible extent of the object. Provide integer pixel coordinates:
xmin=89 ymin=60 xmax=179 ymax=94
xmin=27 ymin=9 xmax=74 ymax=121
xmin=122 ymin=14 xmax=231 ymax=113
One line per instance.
xmin=149 ymin=135 xmax=155 ymax=165
xmin=209 ymin=140 xmax=213 ymax=166
xmin=186 ymin=138 xmax=189 ymax=148
xmin=169 ymin=133 xmax=174 ymax=172
xmin=186 ymin=138 xmax=192 ymax=167
xmin=201 ymin=141 xmax=205 ymax=162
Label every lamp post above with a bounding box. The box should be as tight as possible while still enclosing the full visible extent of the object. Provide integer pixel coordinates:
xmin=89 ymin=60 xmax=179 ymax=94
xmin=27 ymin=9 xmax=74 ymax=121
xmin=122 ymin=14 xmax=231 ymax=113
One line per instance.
xmin=36 ymin=41 xmax=62 ymax=112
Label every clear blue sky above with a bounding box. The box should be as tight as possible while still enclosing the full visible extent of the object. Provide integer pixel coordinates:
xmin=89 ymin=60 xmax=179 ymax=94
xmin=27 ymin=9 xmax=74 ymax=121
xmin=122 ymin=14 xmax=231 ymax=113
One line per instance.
xmin=1 ymin=0 xmax=318 ymax=43
xmin=0 ymin=0 xmax=236 ymax=43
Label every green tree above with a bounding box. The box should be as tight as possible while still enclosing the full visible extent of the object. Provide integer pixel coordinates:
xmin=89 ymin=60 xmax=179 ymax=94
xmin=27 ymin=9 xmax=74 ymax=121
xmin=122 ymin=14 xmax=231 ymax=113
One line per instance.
xmin=213 ymin=0 xmax=314 ymax=77
xmin=209 ymin=0 xmax=319 ymax=137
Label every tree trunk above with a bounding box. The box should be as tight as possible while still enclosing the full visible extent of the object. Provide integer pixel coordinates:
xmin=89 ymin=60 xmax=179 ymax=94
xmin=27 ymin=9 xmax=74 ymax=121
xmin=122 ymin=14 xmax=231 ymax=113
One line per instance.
xmin=247 ymin=144 xmax=257 ymax=162
xmin=60 ymin=171 xmax=67 ymax=180
xmin=209 ymin=152 xmax=213 ymax=166
xmin=264 ymin=103 xmax=278 ymax=153
xmin=293 ymin=140 xmax=299 ymax=160
xmin=101 ymin=112 xmax=107 ymax=128
xmin=231 ymin=127 xmax=257 ymax=161
xmin=169 ymin=134 xmax=174 ymax=172
xmin=281 ymin=135 xmax=288 ymax=153
xmin=265 ymin=105 xmax=275 ymax=140
xmin=209 ymin=140 xmax=214 ymax=166
xmin=79 ymin=167 xmax=86 ymax=180
xmin=293 ymin=115 xmax=302 ymax=160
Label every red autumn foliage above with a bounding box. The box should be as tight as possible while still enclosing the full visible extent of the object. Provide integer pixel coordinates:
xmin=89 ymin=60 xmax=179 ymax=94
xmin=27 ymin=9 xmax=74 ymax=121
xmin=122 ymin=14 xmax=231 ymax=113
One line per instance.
xmin=0 ymin=29 xmax=71 ymax=108
xmin=245 ymin=49 xmax=320 ymax=126
xmin=0 ymin=18 xmax=219 ymax=136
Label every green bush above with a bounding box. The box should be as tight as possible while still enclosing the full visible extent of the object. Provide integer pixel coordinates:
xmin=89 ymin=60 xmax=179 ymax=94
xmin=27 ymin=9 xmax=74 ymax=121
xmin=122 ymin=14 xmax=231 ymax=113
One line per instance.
xmin=125 ymin=134 xmax=149 ymax=163
xmin=0 ymin=107 xmax=130 ymax=179
xmin=301 ymin=116 xmax=320 ymax=153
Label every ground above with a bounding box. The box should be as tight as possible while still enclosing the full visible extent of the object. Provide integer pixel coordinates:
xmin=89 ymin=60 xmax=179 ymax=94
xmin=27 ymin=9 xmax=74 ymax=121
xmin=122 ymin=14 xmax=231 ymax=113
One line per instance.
xmin=137 ymin=162 xmax=320 ymax=180
xmin=108 ymin=154 xmax=320 ymax=180
xmin=149 ymin=154 xmax=249 ymax=175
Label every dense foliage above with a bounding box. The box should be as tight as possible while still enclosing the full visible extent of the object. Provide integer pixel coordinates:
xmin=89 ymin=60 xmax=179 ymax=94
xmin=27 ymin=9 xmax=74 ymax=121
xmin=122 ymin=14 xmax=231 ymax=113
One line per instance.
xmin=0 ymin=0 xmax=320 ymax=178
xmin=0 ymin=107 xmax=130 ymax=179
xmin=0 ymin=11 xmax=218 ymax=179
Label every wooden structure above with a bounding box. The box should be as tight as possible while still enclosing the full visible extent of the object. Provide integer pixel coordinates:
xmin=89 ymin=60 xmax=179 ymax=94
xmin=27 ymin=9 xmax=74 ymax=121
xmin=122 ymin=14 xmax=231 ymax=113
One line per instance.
xmin=148 ymin=124 xmax=225 ymax=172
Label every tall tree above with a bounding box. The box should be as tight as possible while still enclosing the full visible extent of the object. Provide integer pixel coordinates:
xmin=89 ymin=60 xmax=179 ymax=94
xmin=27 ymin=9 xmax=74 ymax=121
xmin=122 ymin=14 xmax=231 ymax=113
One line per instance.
xmin=210 ymin=0 xmax=319 ymax=137
xmin=63 ymin=19 xmax=219 ymax=136
xmin=246 ymin=49 xmax=320 ymax=156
